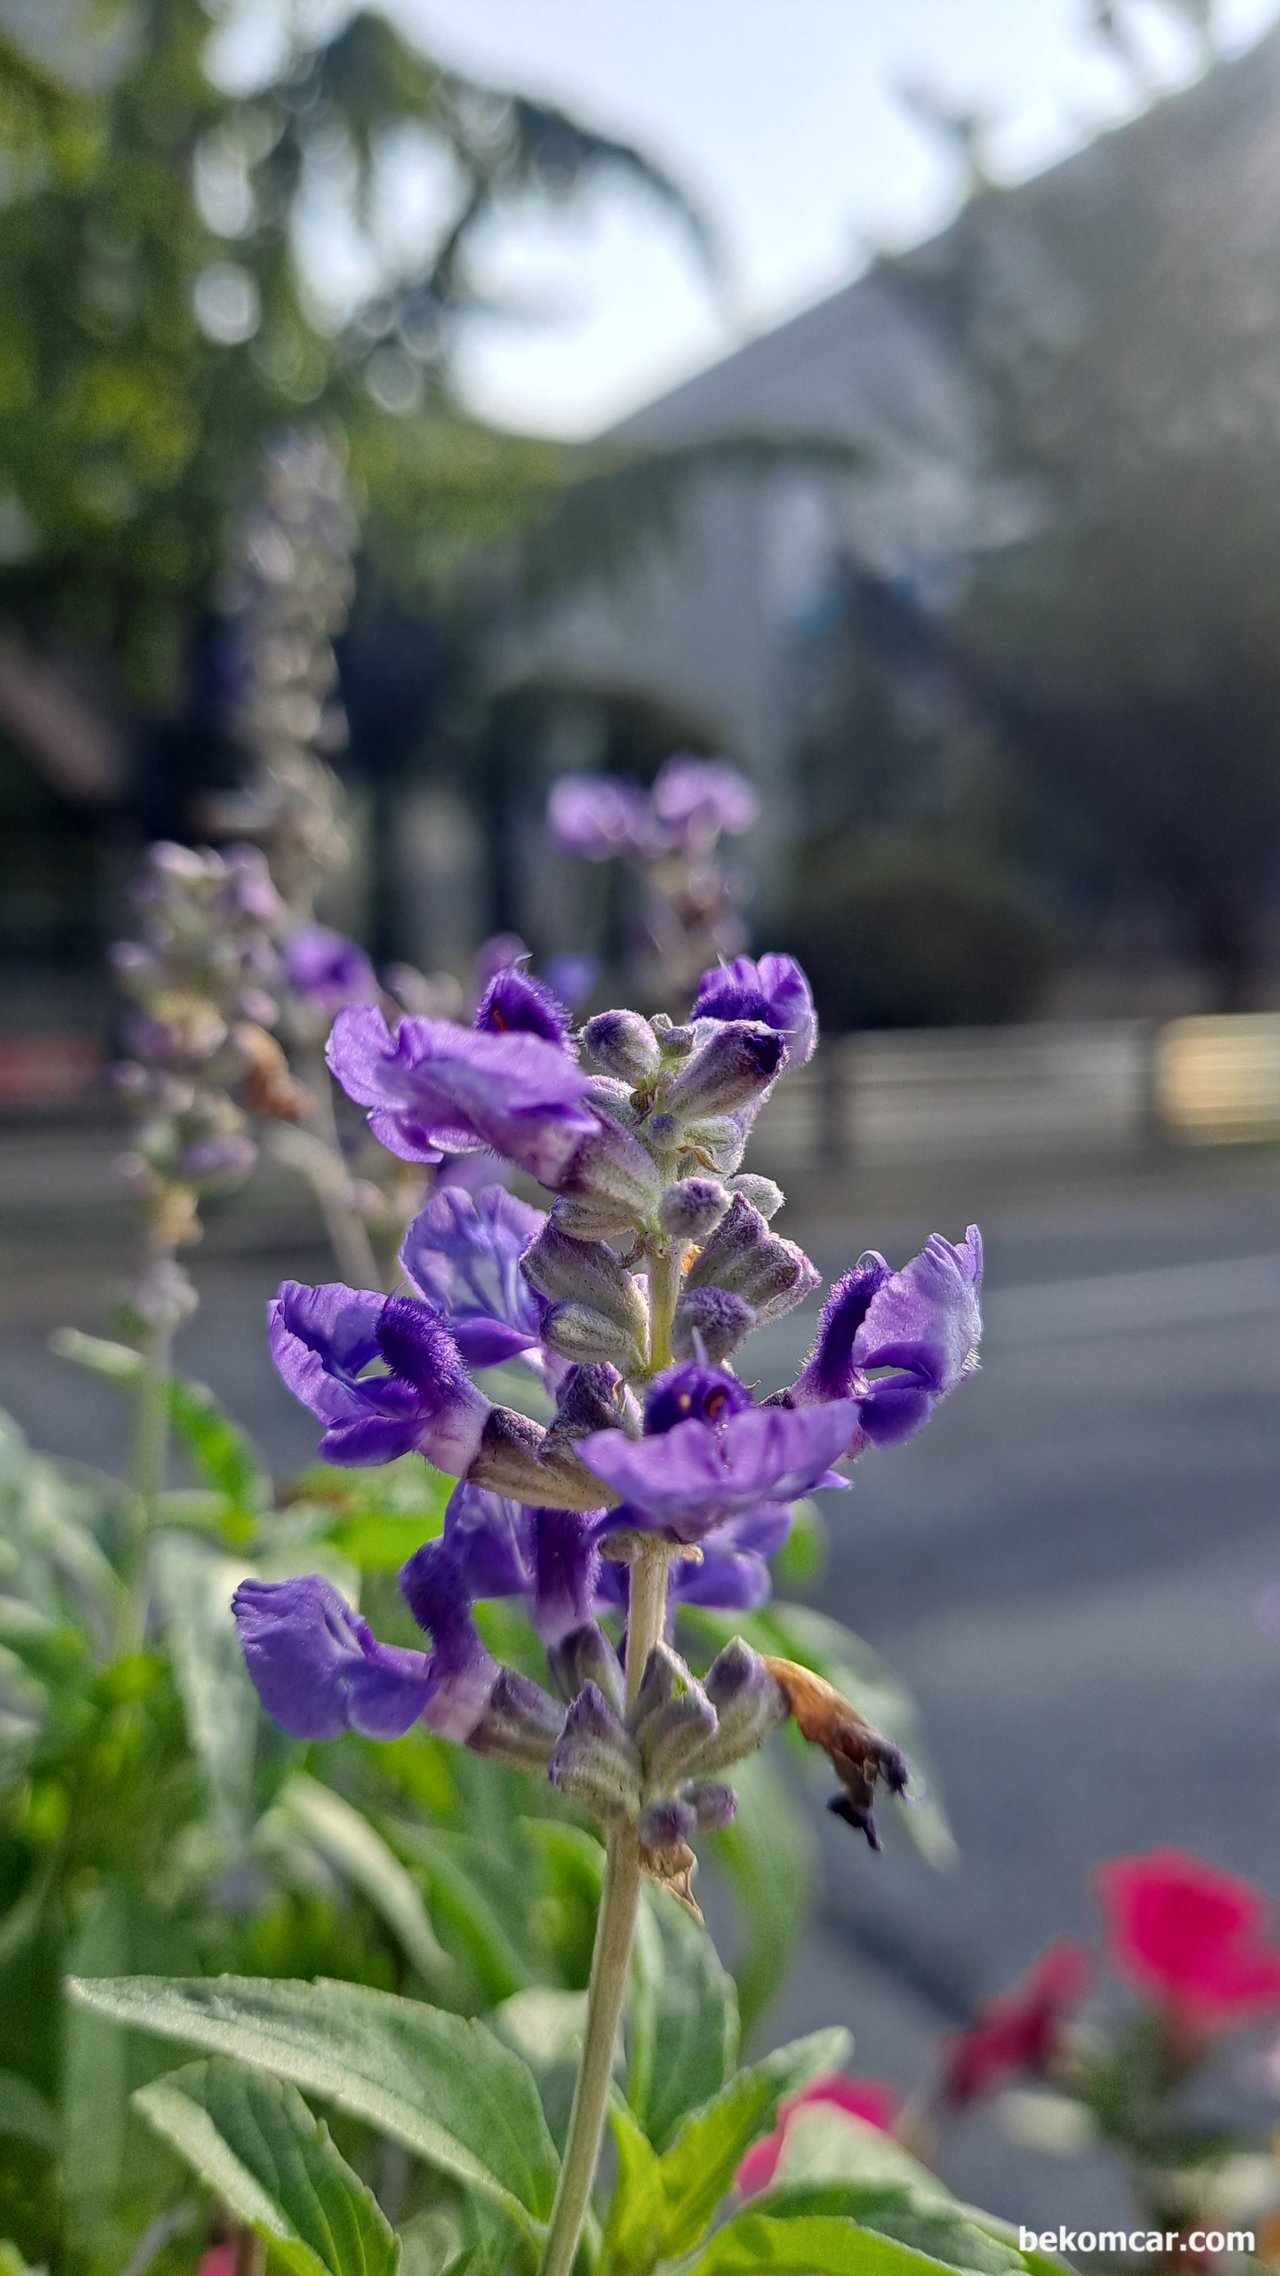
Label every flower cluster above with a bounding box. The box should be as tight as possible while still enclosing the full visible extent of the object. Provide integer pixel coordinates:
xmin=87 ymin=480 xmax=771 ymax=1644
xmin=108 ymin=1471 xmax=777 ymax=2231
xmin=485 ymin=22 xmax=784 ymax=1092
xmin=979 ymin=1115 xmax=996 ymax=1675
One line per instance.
xmin=236 ymin=949 xmax=983 ymax=1887
xmin=113 ymin=841 xmax=299 ymax=1257
xmin=549 ymin=755 xmax=760 ymax=999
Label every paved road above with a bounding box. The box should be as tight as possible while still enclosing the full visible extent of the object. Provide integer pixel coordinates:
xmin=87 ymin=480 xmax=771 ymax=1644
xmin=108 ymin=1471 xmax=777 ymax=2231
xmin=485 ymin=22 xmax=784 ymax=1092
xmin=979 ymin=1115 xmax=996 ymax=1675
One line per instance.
xmin=2 ymin=1157 xmax=1279 ymax=2228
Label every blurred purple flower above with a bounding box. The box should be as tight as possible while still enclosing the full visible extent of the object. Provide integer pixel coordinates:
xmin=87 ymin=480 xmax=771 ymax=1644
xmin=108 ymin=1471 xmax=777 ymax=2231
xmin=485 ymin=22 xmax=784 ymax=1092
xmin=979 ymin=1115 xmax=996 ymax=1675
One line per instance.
xmin=791 ymin=1228 xmax=983 ymax=1451
xmin=650 ymin=756 xmax=758 ymax=848
xmin=548 ymin=775 xmax=652 ymax=860
xmin=283 ymin=924 xmax=378 ymax=1014
xmin=577 ymin=1359 xmax=856 ymax=1544
xmin=400 ymin=1183 xmax=547 ymax=1369
xmin=692 ymin=953 xmax=817 ymax=1067
xmin=545 ymin=953 xmax=599 ymax=1011
xmin=268 ymin=1280 xmax=489 ymax=1472
xmin=326 ymin=1006 xmax=594 ymax=1180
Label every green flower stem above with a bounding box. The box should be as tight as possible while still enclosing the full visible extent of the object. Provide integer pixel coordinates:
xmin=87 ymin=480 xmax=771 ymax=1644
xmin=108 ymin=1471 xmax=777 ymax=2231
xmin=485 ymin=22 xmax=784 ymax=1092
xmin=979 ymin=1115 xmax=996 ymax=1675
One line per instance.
xmin=115 ymin=1292 xmax=174 ymax=1660
xmin=536 ymin=1538 xmax=673 ymax=2276
xmin=646 ymin=1236 xmax=682 ymax=1378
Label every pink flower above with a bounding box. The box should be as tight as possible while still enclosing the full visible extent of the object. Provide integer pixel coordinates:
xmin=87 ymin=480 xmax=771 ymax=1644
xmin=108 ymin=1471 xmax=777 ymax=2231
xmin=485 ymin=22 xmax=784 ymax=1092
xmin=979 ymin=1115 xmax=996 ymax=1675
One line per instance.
xmin=940 ymin=1942 xmax=1092 ymax=2107
xmin=195 ymin=2251 xmax=237 ymax=2276
xmin=736 ymin=2075 xmax=900 ymax=2197
xmin=1097 ymin=1850 xmax=1280 ymax=2040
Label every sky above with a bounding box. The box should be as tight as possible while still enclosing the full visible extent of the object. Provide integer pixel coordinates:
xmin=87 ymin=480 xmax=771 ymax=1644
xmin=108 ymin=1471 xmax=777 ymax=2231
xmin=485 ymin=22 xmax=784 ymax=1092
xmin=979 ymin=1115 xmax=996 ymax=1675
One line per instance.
xmin=387 ymin=0 xmax=1280 ymax=439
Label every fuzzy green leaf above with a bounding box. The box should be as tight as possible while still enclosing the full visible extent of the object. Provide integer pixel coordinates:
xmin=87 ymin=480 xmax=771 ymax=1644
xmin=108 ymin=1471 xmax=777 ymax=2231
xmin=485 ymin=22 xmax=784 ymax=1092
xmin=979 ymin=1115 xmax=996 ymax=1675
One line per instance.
xmin=135 ymin=2057 xmax=399 ymax=2276
xmin=67 ymin=1973 xmax=559 ymax=2247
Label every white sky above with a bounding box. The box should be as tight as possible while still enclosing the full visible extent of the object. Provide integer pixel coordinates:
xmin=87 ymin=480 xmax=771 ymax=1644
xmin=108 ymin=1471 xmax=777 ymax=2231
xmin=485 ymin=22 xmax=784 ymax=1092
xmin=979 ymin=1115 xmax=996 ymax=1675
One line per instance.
xmin=390 ymin=0 xmax=1280 ymax=439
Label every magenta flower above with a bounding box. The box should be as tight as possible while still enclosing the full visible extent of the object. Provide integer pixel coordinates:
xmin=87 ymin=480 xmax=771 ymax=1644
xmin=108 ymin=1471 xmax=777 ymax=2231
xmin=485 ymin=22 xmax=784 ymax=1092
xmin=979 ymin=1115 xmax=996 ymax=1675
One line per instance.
xmin=268 ymin=1281 xmax=489 ymax=1472
xmin=326 ymin=1006 xmax=595 ymax=1180
xmin=692 ymin=953 xmax=817 ymax=1067
xmin=577 ymin=1360 xmax=857 ymax=1544
xmin=400 ymin=1184 xmax=547 ymax=1369
xmin=790 ymin=1228 xmax=982 ymax=1451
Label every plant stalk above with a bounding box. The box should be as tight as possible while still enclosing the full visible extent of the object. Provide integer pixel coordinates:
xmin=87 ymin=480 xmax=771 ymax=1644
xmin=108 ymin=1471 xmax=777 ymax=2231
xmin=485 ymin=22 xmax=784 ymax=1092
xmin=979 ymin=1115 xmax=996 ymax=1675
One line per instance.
xmin=645 ymin=1236 xmax=682 ymax=1378
xmin=536 ymin=1539 xmax=672 ymax=2276
xmin=115 ymin=1286 xmax=174 ymax=1659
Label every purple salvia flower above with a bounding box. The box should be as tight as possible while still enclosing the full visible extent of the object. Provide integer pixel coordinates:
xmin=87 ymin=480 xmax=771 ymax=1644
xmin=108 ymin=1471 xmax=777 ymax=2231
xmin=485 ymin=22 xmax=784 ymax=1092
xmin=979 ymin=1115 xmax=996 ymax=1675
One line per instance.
xmin=475 ymin=963 xmax=574 ymax=1050
xmin=440 ymin=1480 xmax=533 ymax=1598
xmin=692 ymin=953 xmax=817 ymax=1067
xmin=232 ymin=1574 xmax=441 ymax=1740
xmin=578 ymin=1360 xmax=857 ymax=1544
xmin=400 ymin=1185 xmax=547 ymax=1369
xmin=595 ymin=1502 xmax=792 ymax=1619
xmin=649 ymin=756 xmax=758 ymax=848
xmin=548 ymin=775 xmax=652 ymax=860
xmin=790 ymin=1227 xmax=983 ymax=1452
xmin=268 ymin=1281 xmax=489 ymax=1472
xmin=326 ymin=1006 xmax=595 ymax=1180
xmin=284 ymin=924 xmax=378 ymax=1014
xmin=437 ymin=1485 xmax=603 ymax=1647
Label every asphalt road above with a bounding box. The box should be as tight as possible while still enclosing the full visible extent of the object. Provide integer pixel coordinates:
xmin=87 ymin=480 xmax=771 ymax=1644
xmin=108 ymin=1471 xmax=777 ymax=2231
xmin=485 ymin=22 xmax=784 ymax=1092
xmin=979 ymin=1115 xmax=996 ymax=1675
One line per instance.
xmin=2 ymin=1153 xmax=1279 ymax=2229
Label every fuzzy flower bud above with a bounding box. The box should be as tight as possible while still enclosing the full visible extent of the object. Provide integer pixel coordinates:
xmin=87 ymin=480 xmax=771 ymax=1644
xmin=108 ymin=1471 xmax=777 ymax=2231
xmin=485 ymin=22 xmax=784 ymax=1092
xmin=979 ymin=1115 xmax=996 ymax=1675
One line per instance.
xmin=688 ymin=1781 xmax=739 ymax=1832
xmin=548 ymin=1682 xmax=643 ymax=1821
xmin=548 ymin=1622 xmax=626 ymax=1715
xmin=468 ymin=1666 xmax=568 ymax=1772
xmin=659 ymin=1177 xmax=729 ymax=1243
xmin=671 ymin=1286 xmax=755 ymax=1364
xmin=726 ymin=1173 xmax=785 ymax=1221
xmin=683 ymin=1638 xmax=789 ymax=1777
xmin=637 ymin=1797 xmax=697 ymax=1851
xmin=667 ymin=1022 xmax=786 ymax=1119
xmin=630 ymin=1644 xmax=719 ymax=1789
xmin=521 ymin=1218 xmax=649 ymax=1349
xmin=556 ymin=1117 xmax=663 ymax=1239
xmin=468 ymin=1406 xmax=615 ymax=1513
xmin=685 ymin=1196 xmax=820 ymax=1324
xmin=541 ymin=1301 xmax=643 ymax=1370
xmin=583 ymin=1010 xmax=662 ymax=1083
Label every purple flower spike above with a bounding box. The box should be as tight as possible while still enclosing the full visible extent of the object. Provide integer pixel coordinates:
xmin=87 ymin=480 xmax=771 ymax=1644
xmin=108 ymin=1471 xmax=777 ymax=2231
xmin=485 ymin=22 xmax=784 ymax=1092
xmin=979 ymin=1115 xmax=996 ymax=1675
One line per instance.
xmin=791 ymin=1227 xmax=982 ymax=1452
xmin=692 ymin=953 xmax=817 ymax=1067
xmin=284 ymin=925 xmax=378 ymax=1015
xmin=327 ymin=1006 xmax=595 ymax=1181
xmin=233 ymin=1575 xmax=437 ymax=1740
xmin=401 ymin=1185 xmax=546 ymax=1369
xmin=579 ymin=1370 xmax=858 ymax=1544
xmin=548 ymin=775 xmax=652 ymax=860
xmin=650 ymin=756 xmax=758 ymax=847
xmin=269 ymin=1281 xmax=489 ymax=1473
xmin=475 ymin=964 xmax=574 ymax=1051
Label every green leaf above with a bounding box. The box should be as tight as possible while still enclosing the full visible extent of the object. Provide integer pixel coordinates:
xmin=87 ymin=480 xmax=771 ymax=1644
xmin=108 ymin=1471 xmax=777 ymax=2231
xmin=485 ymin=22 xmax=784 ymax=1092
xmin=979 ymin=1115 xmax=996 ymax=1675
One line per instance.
xmin=49 ymin=1329 xmax=142 ymax=1386
xmin=600 ymin=2095 xmax=664 ymax=2275
xmin=654 ymin=2029 xmax=850 ymax=2260
xmin=392 ymin=1824 xmax=529 ymax=2007
xmin=66 ymin=1974 xmax=559 ymax=2247
xmin=273 ymin=1775 xmax=455 ymax=1994
xmin=627 ymin=1886 xmax=739 ymax=2151
xmin=759 ymin=2188 xmax=1023 ymax=2276
xmin=152 ymin=1532 xmax=260 ymax=1846
xmin=0 ymin=2066 xmax=56 ymax=2149
xmin=135 ymin=2057 xmax=399 ymax=2276
xmin=165 ymin=1376 xmax=271 ymax=1514
xmin=491 ymin=1990 xmax=591 ymax=2149
xmin=685 ymin=2213 xmax=966 ymax=2275
xmin=773 ymin=2109 xmax=947 ymax=2198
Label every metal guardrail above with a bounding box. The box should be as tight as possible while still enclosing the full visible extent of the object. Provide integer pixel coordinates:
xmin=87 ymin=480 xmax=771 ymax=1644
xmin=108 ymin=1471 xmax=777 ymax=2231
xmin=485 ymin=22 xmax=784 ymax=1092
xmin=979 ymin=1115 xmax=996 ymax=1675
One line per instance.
xmin=754 ymin=1015 xmax=1280 ymax=1168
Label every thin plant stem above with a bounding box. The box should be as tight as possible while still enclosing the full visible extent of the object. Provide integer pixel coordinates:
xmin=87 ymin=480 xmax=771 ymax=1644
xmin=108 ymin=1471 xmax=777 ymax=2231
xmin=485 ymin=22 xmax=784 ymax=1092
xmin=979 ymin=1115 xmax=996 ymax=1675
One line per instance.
xmin=646 ymin=1236 xmax=682 ymax=1379
xmin=115 ymin=1274 xmax=174 ymax=1659
xmin=536 ymin=1539 xmax=673 ymax=2276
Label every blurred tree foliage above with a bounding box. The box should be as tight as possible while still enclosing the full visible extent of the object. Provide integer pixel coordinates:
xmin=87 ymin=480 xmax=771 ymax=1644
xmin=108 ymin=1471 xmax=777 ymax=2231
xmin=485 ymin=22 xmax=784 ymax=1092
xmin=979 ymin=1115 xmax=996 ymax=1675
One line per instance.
xmin=0 ymin=0 xmax=715 ymax=703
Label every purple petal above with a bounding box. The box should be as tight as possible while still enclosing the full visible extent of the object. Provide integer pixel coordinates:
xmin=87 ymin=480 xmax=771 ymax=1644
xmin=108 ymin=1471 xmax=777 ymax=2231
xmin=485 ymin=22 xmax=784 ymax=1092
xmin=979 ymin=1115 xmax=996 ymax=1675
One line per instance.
xmin=692 ymin=952 xmax=817 ymax=1065
xmin=854 ymin=1226 xmax=983 ymax=1394
xmin=579 ymin=1402 xmax=860 ymax=1541
xmin=791 ymin=1253 xmax=892 ymax=1404
xmin=475 ymin=964 xmax=573 ymax=1049
xmin=284 ymin=926 xmax=378 ymax=1014
xmin=548 ymin=775 xmax=651 ymax=859
xmin=328 ymin=1009 xmax=595 ymax=1185
xmin=268 ymin=1282 xmax=424 ymax=1466
xmin=233 ymin=1575 xmax=435 ymax=1740
xmin=441 ymin=1481 xmax=534 ymax=1599
xmin=398 ymin=1543 xmax=500 ymax=1739
xmin=400 ymin=1185 xmax=545 ymax=1364
xmin=531 ymin=1508 xmax=602 ymax=1645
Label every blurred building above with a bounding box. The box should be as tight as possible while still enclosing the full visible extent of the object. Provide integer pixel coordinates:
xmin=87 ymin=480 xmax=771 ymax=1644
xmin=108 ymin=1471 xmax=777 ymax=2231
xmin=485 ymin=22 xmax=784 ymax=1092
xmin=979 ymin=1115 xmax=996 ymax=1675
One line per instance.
xmin=489 ymin=26 xmax=1280 ymax=1024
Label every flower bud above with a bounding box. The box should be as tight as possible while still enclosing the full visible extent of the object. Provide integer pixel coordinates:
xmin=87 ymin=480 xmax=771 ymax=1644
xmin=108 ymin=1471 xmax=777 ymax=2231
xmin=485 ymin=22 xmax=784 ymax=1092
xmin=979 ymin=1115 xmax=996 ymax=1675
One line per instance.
xmin=522 ymin=1217 xmax=649 ymax=1347
xmin=541 ymin=1301 xmax=642 ymax=1370
xmin=556 ymin=1117 xmax=663 ymax=1239
xmin=667 ymin=1022 xmax=786 ymax=1119
xmin=549 ymin=1362 xmax=640 ymax=1441
xmin=685 ymin=1197 xmax=819 ymax=1323
xmin=629 ymin=1644 xmax=718 ymax=1788
xmin=548 ymin=1622 xmax=626 ymax=1715
xmin=659 ymin=1177 xmax=729 ymax=1243
xmin=671 ymin=1286 xmax=755 ymax=1364
xmin=468 ymin=1666 xmax=566 ymax=1772
xmin=684 ymin=1638 xmax=788 ymax=1777
xmin=549 ymin=1682 xmax=643 ymax=1822
xmin=726 ymin=1173 xmax=785 ymax=1221
xmin=583 ymin=1010 xmax=661 ymax=1083
xmin=680 ymin=1114 xmax=748 ymax=1177
xmin=637 ymin=1796 xmax=697 ymax=1851
xmin=688 ymin=1781 xmax=739 ymax=1832
xmin=651 ymin=1014 xmax=696 ymax=1059
xmin=468 ymin=1406 xmax=616 ymax=1513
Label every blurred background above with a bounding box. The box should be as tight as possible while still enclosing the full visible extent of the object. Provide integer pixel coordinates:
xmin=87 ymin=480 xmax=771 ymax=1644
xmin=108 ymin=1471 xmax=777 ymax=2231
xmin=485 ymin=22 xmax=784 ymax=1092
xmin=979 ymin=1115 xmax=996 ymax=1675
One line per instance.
xmin=2 ymin=0 xmax=1280 ymax=2234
